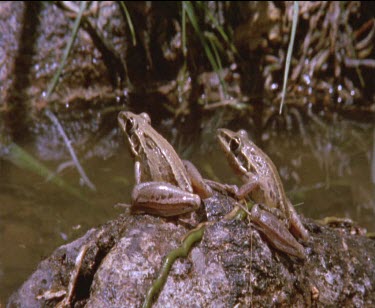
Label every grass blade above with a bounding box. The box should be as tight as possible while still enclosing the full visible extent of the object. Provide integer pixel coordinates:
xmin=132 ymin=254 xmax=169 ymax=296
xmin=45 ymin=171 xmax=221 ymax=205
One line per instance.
xmin=119 ymin=1 xmax=137 ymax=46
xmin=5 ymin=143 xmax=89 ymax=203
xmin=46 ymin=1 xmax=87 ymax=99
xmin=182 ymin=2 xmax=187 ymax=56
xmin=183 ymin=1 xmax=228 ymax=98
xmin=280 ymin=1 xmax=299 ymax=114
xmin=197 ymin=2 xmax=237 ymax=54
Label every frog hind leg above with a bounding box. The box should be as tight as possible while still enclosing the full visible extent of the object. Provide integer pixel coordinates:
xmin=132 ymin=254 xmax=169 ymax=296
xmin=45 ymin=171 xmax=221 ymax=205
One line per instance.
xmin=288 ymin=203 xmax=310 ymax=242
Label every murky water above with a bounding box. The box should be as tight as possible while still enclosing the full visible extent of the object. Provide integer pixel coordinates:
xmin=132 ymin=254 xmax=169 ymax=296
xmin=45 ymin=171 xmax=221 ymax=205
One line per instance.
xmin=0 ymin=114 xmax=374 ymax=303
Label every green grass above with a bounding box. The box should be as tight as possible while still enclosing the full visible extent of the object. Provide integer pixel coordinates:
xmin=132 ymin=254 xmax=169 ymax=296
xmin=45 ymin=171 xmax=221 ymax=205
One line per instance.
xmin=182 ymin=1 xmax=232 ymax=98
xmin=119 ymin=1 xmax=137 ymax=46
xmin=280 ymin=1 xmax=299 ymax=114
xmin=46 ymin=1 xmax=87 ymax=99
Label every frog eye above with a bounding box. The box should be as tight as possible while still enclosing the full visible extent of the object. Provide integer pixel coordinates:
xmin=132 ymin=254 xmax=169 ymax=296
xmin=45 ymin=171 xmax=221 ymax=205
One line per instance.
xmin=125 ymin=118 xmax=136 ymax=135
xmin=229 ymin=137 xmax=241 ymax=153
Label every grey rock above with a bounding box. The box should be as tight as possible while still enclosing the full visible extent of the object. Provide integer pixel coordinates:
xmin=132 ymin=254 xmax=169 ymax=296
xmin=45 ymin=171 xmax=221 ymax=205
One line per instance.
xmin=8 ymin=192 xmax=375 ymax=307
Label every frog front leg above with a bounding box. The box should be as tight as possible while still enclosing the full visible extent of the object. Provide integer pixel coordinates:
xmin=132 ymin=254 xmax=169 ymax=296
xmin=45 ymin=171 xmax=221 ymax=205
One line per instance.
xmin=250 ymin=204 xmax=306 ymax=259
xmin=131 ymin=182 xmax=201 ymax=217
xmin=235 ymin=175 xmax=293 ymax=227
xmin=234 ymin=173 xmax=261 ymax=200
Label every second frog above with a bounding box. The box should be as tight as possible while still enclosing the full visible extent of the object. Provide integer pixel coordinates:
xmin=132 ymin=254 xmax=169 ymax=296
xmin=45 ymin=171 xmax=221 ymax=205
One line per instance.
xmin=217 ymin=128 xmax=309 ymax=259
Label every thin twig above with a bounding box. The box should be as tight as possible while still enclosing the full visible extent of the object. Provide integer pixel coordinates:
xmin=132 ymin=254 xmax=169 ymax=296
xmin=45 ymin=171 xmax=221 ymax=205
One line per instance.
xmin=344 ymin=58 xmax=375 ymax=68
xmin=44 ymin=2 xmax=96 ymax=191
xmin=45 ymin=109 xmax=96 ymax=191
xmin=58 ymin=244 xmax=89 ymax=307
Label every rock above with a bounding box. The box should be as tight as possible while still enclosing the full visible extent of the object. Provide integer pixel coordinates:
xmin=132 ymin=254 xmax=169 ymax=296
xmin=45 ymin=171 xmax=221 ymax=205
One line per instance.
xmin=8 ymin=191 xmax=375 ymax=307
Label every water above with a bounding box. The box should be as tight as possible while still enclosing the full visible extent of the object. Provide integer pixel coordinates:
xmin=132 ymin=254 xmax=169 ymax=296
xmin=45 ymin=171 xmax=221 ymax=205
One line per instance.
xmin=0 ymin=114 xmax=374 ymax=304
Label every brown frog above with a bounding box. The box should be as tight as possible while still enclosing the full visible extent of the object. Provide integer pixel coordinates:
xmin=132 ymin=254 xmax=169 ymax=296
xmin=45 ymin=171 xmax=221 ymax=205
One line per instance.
xmin=217 ymin=128 xmax=309 ymax=259
xmin=118 ymin=111 xmax=212 ymax=217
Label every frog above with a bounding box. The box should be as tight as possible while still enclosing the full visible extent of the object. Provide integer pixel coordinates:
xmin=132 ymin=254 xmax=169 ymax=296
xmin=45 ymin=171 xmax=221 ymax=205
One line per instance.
xmin=217 ymin=128 xmax=309 ymax=258
xmin=118 ymin=111 xmax=212 ymax=217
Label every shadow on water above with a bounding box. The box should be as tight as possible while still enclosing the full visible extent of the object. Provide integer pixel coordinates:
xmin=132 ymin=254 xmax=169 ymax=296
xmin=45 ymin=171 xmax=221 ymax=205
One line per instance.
xmin=0 ymin=109 xmax=374 ymax=303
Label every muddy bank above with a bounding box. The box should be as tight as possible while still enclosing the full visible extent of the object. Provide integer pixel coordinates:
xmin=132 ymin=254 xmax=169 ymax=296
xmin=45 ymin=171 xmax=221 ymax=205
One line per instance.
xmin=1 ymin=2 xmax=374 ymax=160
